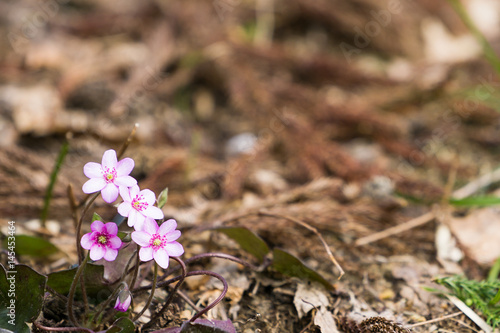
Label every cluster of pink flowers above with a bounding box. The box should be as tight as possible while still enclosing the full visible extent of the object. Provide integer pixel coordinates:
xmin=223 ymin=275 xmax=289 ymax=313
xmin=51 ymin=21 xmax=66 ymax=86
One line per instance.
xmin=81 ymin=149 xmax=184 ymax=268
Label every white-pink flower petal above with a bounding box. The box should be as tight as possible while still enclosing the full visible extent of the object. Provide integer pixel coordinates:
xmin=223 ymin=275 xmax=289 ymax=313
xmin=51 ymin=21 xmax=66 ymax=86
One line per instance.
xmin=164 ymin=242 xmax=184 ymax=257
xmin=143 ymin=218 xmax=158 ymax=235
xmin=104 ymin=222 xmax=118 ymax=235
xmin=80 ymin=233 xmax=94 ymax=249
xmin=118 ymin=202 xmax=132 ymax=218
xmin=144 ymin=206 xmax=163 ymax=219
xmin=141 ymin=189 xmax=156 ymax=205
xmin=101 ymin=183 xmax=119 ymax=203
xmin=153 ymin=248 xmax=170 ymax=269
xmin=82 ymin=178 xmax=107 ymax=194
xmin=131 ymin=231 xmax=151 ymax=247
xmin=165 ymin=230 xmax=181 ymax=242
xmin=102 ymin=149 xmax=117 ymax=168
xmin=90 ymin=245 xmax=105 ymax=261
xmin=115 ymin=176 xmax=137 ymax=187
xmin=108 ymin=236 xmax=122 ymax=249
xmin=91 ymin=221 xmax=104 ymax=233
xmin=119 ymin=186 xmax=132 ymax=202
xmin=116 ymin=158 xmax=135 ymax=177
xmin=159 ymin=219 xmax=177 ymax=235
xmin=139 ymin=246 xmax=154 ymax=261
xmin=84 ymin=162 xmax=103 ymax=178
xmin=104 ymin=248 xmax=118 ymax=261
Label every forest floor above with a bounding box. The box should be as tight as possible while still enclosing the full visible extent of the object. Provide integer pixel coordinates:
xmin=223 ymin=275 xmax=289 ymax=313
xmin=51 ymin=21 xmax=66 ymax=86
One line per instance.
xmin=2 ymin=0 xmax=500 ymax=332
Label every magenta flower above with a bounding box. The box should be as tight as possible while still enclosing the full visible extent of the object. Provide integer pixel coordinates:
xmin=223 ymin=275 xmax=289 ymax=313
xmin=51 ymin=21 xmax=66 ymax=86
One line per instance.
xmin=131 ymin=218 xmax=184 ymax=269
xmin=118 ymin=185 xmax=164 ymax=231
xmin=82 ymin=149 xmax=137 ymax=203
xmin=114 ymin=289 xmax=132 ymax=312
xmin=81 ymin=221 xmax=122 ymax=261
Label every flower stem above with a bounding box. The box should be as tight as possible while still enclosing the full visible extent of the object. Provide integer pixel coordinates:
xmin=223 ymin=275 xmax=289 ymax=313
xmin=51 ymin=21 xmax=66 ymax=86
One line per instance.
xmin=67 ymin=253 xmax=89 ymax=327
xmin=92 ymin=281 xmax=128 ymax=326
xmin=132 ymin=262 xmax=158 ymax=322
xmin=147 ymin=257 xmax=186 ymax=326
xmin=76 ymin=192 xmax=99 ymax=264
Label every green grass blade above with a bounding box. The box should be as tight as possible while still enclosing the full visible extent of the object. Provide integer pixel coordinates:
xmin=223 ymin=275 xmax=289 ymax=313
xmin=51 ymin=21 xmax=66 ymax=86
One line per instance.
xmin=41 ymin=139 xmax=69 ymax=226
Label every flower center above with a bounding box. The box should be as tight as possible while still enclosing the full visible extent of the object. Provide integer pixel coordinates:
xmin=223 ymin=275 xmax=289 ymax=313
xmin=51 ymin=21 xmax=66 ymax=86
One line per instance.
xmin=150 ymin=234 xmax=166 ymax=250
xmin=103 ymin=167 xmax=117 ymax=183
xmin=96 ymin=233 xmax=109 ymax=245
xmin=132 ymin=195 xmax=148 ymax=212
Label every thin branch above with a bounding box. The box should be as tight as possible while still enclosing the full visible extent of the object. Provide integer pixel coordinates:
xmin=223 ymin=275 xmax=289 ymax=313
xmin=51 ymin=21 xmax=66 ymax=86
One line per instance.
xmin=257 ymin=210 xmax=345 ymax=279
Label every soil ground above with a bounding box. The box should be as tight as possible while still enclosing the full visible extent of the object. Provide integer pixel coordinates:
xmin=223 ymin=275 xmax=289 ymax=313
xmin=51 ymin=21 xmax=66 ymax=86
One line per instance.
xmin=2 ymin=1 xmax=500 ymax=332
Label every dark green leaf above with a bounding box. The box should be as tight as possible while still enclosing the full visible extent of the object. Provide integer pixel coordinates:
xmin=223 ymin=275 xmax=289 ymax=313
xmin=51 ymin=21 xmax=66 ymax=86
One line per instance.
xmin=0 ymin=264 xmax=47 ymax=333
xmin=157 ymin=187 xmax=169 ymax=209
xmin=450 ymin=196 xmax=500 ymax=207
xmin=47 ymin=263 xmax=112 ymax=303
xmin=213 ymin=227 xmax=269 ymax=262
xmin=2 ymin=235 xmax=59 ymax=257
xmin=272 ymin=249 xmax=333 ymax=290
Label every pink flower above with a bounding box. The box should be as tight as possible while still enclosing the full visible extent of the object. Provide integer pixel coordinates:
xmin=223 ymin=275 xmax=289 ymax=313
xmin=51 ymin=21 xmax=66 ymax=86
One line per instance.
xmin=114 ymin=289 xmax=132 ymax=312
xmin=82 ymin=149 xmax=137 ymax=203
xmin=81 ymin=221 xmax=122 ymax=261
xmin=131 ymin=218 xmax=184 ymax=269
xmin=118 ymin=185 xmax=164 ymax=231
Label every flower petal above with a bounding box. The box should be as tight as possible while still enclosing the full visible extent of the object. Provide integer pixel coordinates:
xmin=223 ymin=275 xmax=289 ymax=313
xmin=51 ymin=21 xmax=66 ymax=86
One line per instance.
xmin=108 ymin=236 xmax=122 ymax=249
xmin=128 ymin=209 xmax=139 ymax=227
xmin=143 ymin=218 xmax=158 ymax=235
xmin=119 ymin=186 xmax=132 ymax=203
xmin=102 ymin=149 xmax=117 ymax=168
xmin=101 ymin=183 xmax=119 ymax=203
xmin=82 ymin=178 xmax=106 ymax=194
xmin=144 ymin=206 xmax=164 ymax=220
xmin=91 ymin=221 xmax=104 ymax=233
xmin=140 ymin=189 xmax=156 ymax=205
xmin=164 ymin=242 xmax=184 ymax=257
xmin=103 ymin=248 xmax=118 ymax=261
xmin=116 ymin=157 xmax=134 ymax=176
xmin=165 ymin=230 xmax=181 ymax=242
xmin=131 ymin=231 xmax=151 ymax=247
xmin=135 ymin=212 xmax=146 ymax=228
xmin=153 ymin=248 xmax=170 ymax=269
xmin=80 ymin=233 xmax=94 ymax=250
xmin=84 ymin=162 xmax=103 ymax=178
xmin=90 ymin=245 xmax=105 ymax=261
xmin=129 ymin=185 xmax=140 ymax=198
xmin=133 ymin=217 xmax=145 ymax=231
xmin=139 ymin=246 xmax=154 ymax=262
xmin=115 ymin=176 xmax=137 ymax=187
xmin=159 ymin=219 xmax=177 ymax=235
xmin=118 ymin=202 xmax=132 ymax=218
xmin=104 ymin=222 xmax=118 ymax=235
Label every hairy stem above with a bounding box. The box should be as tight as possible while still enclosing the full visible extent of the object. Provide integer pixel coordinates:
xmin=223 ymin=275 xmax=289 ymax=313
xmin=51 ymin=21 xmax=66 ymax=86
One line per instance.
xmin=132 ymin=262 xmax=158 ymax=321
xmin=147 ymin=257 xmax=186 ymax=326
xmin=67 ymin=254 xmax=89 ymax=327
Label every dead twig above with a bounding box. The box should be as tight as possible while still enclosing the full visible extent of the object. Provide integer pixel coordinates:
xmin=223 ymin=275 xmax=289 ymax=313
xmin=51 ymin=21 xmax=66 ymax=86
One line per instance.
xmin=257 ymin=210 xmax=345 ymax=279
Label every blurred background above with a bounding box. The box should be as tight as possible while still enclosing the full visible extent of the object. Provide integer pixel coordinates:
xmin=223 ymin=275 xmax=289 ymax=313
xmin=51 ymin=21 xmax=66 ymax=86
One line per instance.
xmin=3 ymin=0 xmax=500 ymax=331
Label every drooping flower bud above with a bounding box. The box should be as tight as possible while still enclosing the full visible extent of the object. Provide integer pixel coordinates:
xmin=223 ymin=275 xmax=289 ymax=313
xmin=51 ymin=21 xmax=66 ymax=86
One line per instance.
xmin=114 ymin=288 xmax=132 ymax=312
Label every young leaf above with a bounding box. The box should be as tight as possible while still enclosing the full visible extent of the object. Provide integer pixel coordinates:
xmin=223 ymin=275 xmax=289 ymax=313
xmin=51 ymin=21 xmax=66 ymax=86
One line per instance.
xmin=157 ymin=187 xmax=169 ymax=209
xmin=152 ymin=319 xmax=237 ymax=333
xmin=213 ymin=227 xmax=269 ymax=262
xmin=47 ymin=263 xmax=112 ymax=302
xmin=92 ymin=212 xmax=104 ymax=222
xmin=272 ymin=249 xmax=334 ymax=290
xmin=0 ymin=264 xmax=47 ymax=333
xmin=2 ymin=235 xmax=59 ymax=257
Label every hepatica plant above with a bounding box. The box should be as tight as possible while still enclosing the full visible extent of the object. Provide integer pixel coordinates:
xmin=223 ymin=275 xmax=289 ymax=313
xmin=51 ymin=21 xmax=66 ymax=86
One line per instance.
xmin=24 ymin=140 xmax=243 ymax=333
